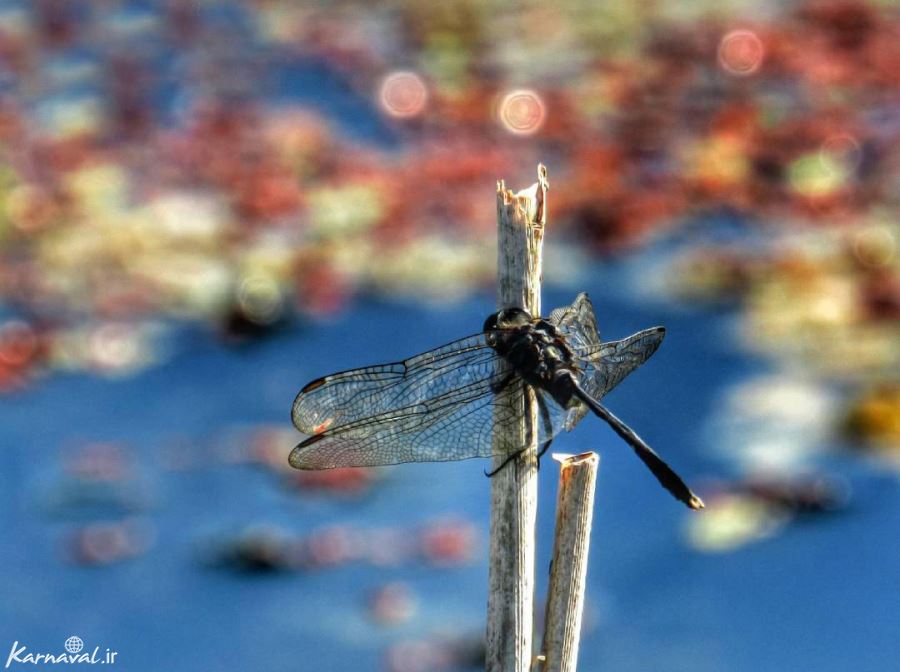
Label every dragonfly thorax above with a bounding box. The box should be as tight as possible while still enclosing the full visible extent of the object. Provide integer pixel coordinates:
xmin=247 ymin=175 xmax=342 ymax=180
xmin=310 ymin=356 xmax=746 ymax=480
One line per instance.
xmin=484 ymin=309 xmax=581 ymax=409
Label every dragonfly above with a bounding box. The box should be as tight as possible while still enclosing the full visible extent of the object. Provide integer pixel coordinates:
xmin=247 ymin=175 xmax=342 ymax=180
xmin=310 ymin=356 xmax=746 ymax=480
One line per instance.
xmin=290 ymin=293 xmax=704 ymax=509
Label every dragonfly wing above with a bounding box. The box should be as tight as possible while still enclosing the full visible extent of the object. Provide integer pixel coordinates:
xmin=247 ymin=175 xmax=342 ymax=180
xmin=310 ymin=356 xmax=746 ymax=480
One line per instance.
xmin=567 ymin=327 xmax=666 ymax=431
xmin=541 ymin=295 xmax=666 ymax=434
xmin=548 ymin=293 xmax=664 ymax=381
xmin=549 ymin=293 xmax=602 ymax=355
xmin=290 ymin=376 xmax=529 ymax=468
xmin=534 ymin=390 xmax=583 ymax=444
xmin=292 ymin=334 xmax=498 ymax=435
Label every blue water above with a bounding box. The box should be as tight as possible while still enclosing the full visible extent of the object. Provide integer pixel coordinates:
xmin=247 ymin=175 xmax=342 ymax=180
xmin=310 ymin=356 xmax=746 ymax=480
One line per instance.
xmin=2 ymin=259 xmax=898 ymax=672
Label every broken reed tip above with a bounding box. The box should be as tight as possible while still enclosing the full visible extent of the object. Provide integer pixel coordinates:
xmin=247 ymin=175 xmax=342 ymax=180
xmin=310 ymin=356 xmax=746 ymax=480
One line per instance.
xmin=552 ymin=451 xmax=597 ymax=466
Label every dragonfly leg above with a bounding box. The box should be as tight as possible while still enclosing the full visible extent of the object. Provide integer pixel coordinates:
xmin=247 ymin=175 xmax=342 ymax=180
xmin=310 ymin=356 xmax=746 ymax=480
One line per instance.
xmin=486 ymin=384 xmax=534 ymax=477
xmin=484 ymin=449 xmax=525 ymax=477
xmin=535 ymin=394 xmax=555 ymax=470
xmin=485 ymin=388 xmax=554 ymax=477
xmin=484 ymin=373 xmax=524 ymax=477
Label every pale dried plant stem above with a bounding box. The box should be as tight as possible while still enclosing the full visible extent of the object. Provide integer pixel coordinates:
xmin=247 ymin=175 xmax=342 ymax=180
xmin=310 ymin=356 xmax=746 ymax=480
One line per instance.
xmin=486 ymin=164 xmax=548 ymax=672
xmin=539 ymin=452 xmax=600 ymax=672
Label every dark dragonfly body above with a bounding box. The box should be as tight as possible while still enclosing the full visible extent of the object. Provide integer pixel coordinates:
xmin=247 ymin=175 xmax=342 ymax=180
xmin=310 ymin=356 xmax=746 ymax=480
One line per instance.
xmin=484 ymin=306 xmax=702 ymax=510
xmin=290 ymin=293 xmax=703 ymax=510
xmin=485 ymin=307 xmax=587 ymax=410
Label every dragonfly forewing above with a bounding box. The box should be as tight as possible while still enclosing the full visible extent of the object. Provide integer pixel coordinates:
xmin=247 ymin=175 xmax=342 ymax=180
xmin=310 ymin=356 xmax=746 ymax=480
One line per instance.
xmin=289 ymin=375 xmax=532 ymax=468
xmin=292 ymin=334 xmax=498 ymax=436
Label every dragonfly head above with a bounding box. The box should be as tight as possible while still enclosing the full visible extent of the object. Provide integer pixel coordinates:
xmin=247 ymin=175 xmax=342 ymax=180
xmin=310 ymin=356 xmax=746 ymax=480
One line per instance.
xmin=483 ymin=306 xmax=533 ymax=333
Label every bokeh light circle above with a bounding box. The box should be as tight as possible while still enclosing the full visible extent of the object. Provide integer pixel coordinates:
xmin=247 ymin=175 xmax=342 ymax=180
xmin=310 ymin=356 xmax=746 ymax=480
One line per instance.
xmin=90 ymin=323 xmax=139 ymax=371
xmin=497 ymin=89 xmax=545 ymax=136
xmin=820 ymin=133 xmax=862 ymax=174
xmin=0 ymin=320 xmax=37 ymax=366
xmin=718 ymin=29 xmax=765 ymax=76
xmin=238 ymin=274 xmax=284 ymax=325
xmin=853 ymin=227 xmax=895 ymax=269
xmin=378 ymin=71 xmax=428 ymax=119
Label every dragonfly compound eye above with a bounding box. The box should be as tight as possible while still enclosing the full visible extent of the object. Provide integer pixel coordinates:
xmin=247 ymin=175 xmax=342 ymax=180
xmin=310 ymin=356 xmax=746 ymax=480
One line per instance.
xmin=496 ymin=308 xmax=532 ymax=329
xmin=484 ymin=307 xmax=533 ymax=332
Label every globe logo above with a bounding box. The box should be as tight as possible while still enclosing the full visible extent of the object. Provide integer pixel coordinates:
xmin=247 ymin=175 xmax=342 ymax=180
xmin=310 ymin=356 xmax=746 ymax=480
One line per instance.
xmin=64 ymin=636 xmax=83 ymax=654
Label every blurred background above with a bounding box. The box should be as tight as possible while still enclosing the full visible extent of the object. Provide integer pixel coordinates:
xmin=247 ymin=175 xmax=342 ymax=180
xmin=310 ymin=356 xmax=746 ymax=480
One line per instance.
xmin=1 ymin=1 xmax=899 ymax=670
